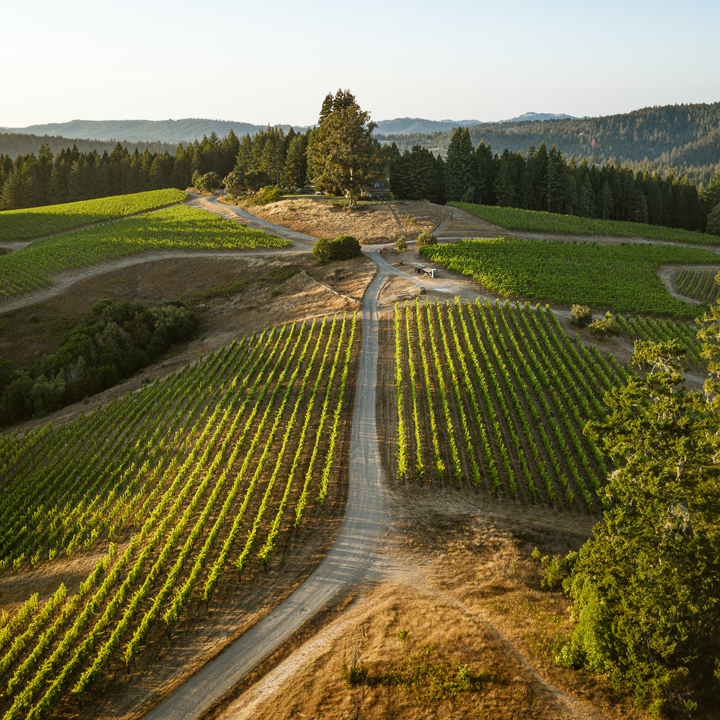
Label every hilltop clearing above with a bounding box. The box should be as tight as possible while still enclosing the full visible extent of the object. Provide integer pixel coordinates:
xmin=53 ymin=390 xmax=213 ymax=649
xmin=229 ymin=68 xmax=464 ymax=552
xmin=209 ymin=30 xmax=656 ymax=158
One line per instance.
xmin=230 ymin=197 xmax=444 ymax=245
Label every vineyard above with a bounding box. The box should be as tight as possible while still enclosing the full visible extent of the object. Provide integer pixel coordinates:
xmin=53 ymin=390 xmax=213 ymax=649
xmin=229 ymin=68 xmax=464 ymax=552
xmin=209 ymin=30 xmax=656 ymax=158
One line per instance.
xmin=421 ymin=237 xmax=719 ymax=318
xmin=0 ymin=312 xmax=357 ymax=719
xmin=451 ymin=202 xmax=718 ymax=246
xmin=389 ymin=298 xmax=631 ymax=511
xmin=0 ymin=204 xmax=289 ymax=301
xmin=0 ymin=189 xmax=186 ymax=243
xmin=672 ymin=266 xmax=720 ymax=304
xmin=614 ymin=314 xmax=706 ymax=370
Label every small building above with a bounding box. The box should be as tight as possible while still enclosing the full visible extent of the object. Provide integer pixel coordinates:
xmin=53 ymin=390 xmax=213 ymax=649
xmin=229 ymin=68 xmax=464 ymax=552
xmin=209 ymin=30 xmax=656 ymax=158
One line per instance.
xmin=365 ymin=181 xmax=391 ymax=199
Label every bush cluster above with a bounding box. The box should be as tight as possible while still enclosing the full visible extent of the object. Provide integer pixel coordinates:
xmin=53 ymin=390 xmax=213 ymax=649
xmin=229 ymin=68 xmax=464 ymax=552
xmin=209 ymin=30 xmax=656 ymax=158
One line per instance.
xmin=570 ymin=304 xmax=593 ymax=327
xmin=312 ymin=235 xmax=362 ymax=263
xmin=707 ymin=203 xmax=720 ymax=236
xmin=244 ymin=185 xmax=284 ymax=206
xmin=192 ymin=171 xmax=222 ymax=193
xmin=416 ymin=230 xmax=437 ymax=248
xmin=0 ymin=299 xmax=197 ymax=426
xmin=588 ymin=311 xmax=619 ymax=338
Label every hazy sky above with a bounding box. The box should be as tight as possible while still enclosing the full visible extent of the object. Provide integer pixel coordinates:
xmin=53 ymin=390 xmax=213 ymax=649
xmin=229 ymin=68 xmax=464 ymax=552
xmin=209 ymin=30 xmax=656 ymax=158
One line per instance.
xmin=2 ymin=0 xmax=719 ymax=128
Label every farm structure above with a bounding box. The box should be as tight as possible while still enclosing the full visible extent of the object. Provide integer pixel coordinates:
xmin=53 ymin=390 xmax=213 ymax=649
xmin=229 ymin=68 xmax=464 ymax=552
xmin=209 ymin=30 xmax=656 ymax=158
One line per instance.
xmin=414 ymin=264 xmax=438 ymax=278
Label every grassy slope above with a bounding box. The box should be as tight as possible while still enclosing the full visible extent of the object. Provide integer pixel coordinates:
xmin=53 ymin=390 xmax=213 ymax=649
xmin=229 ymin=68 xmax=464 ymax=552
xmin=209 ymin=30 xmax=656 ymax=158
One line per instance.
xmin=452 ymin=202 xmax=715 ymax=246
xmin=0 ymin=189 xmax=187 ymax=242
xmin=0 ymin=204 xmax=288 ymax=301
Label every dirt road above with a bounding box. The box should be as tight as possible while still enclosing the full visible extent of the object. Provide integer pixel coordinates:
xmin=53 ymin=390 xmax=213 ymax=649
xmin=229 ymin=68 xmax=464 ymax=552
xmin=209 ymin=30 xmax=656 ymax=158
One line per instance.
xmin=204 ymin=195 xmax=318 ymax=247
xmin=143 ymin=248 xmax=388 ymax=720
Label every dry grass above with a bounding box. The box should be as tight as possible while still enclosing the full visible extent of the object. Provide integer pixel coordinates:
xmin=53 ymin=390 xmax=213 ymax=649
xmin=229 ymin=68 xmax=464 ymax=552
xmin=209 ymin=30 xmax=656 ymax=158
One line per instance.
xmin=238 ymin=198 xmax=445 ymax=245
xmin=214 ymin=489 xmax=647 ymax=720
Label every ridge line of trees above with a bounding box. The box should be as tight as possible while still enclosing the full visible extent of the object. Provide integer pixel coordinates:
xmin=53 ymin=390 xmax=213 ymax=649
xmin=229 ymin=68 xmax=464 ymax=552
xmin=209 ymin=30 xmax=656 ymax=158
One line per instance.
xmin=384 ymin=128 xmax=718 ymax=232
xmin=3 ymin=102 xmax=719 ymax=235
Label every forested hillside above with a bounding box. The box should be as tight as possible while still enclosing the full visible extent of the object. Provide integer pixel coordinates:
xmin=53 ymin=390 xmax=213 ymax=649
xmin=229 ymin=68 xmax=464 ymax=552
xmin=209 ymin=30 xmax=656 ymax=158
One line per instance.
xmin=0 ymin=132 xmax=243 ymax=210
xmin=3 ymin=97 xmax=720 ymax=237
xmin=384 ymin=131 xmax=720 ymax=233
xmin=378 ymin=102 xmax=720 ymax=187
xmin=0 ymin=133 xmax=176 ymax=161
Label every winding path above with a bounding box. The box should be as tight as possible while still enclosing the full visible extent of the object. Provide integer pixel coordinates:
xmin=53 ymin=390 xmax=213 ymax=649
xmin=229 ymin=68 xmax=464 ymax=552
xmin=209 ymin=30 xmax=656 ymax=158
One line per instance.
xmin=204 ymin=196 xmax=318 ymax=247
xmin=143 ymin=247 xmax=389 ymax=720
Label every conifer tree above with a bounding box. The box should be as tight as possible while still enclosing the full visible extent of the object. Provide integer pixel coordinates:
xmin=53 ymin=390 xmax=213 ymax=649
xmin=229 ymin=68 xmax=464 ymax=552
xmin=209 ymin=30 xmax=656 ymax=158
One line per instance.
xmin=445 ymin=127 xmax=476 ymax=202
xmin=557 ymin=329 xmax=720 ymax=715
xmin=307 ymin=91 xmax=379 ymax=208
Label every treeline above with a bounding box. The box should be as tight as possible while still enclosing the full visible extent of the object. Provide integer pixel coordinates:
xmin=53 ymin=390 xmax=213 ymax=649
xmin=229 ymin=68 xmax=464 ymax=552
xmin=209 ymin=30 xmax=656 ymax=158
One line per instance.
xmin=0 ymin=131 xmax=243 ymax=210
xmin=385 ymin=129 xmax=720 ymax=233
xmin=0 ymin=132 xmax=176 ymax=162
xmin=0 ymin=299 xmax=197 ymax=425
xmin=378 ymin=102 xmax=720 ymax=188
xmin=0 ymin=126 xmax=316 ymax=211
xmin=4 ymin=121 xmax=719 ymax=235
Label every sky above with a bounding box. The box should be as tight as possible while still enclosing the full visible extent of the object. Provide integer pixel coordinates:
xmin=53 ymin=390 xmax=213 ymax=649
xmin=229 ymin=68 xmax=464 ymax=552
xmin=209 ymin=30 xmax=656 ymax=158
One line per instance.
xmin=2 ymin=0 xmax=719 ymax=128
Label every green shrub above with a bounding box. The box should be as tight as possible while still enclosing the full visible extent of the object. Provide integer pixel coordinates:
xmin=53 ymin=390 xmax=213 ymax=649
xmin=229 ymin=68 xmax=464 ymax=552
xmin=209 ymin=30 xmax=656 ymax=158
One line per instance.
xmin=342 ymin=649 xmax=368 ymax=689
xmin=194 ymin=171 xmax=223 ymax=193
xmin=571 ymin=304 xmax=593 ymax=327
xmin=532 ymin=547 xmax=578 ymax=591
xmin=417 ymin=230 xmax=437 ymax=248
xmin=223 ymin=168 xmax=245 ymax=197
xmin=245 ymin=185 xmax=284 ymax=206
xmin=588 ymin=312 xmax=619 ymax=338
xmin=313 ymin=235 xmax=361 ymax=263
xmin=396 ymin=235 xmax=407 ymax=251
xmin=707 ymin=203 xmax=720 ymax=236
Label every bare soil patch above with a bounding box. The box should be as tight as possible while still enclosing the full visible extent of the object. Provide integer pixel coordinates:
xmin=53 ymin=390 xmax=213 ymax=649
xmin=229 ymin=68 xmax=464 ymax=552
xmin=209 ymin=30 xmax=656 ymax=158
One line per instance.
xmin=212 ymin=491 xmax=645 ymax=720
xmin=436 ymin=204 xmax=512 ymax=239
xmin=236 ymin=198 xmax=445 ymax=245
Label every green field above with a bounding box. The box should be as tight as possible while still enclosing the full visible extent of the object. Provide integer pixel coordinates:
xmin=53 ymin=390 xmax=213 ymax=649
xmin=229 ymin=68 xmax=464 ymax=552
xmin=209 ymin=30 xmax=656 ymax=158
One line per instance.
xmin=452 ymin=202 xmax=717 ymax=246
xmin=0 ymin=204 xmax=289 ymax=301
xmin=0 ymin=314 xmax=356 ymax=719
xmin=673 ymin=266 xmax=720 ymax=304
xmin=392 ymin=299 xmax=625 ymax=511
xmin=421 ymin=236 xmax=718 ymax=318
xmin=0 ymin=189 xmax=187 ymax=243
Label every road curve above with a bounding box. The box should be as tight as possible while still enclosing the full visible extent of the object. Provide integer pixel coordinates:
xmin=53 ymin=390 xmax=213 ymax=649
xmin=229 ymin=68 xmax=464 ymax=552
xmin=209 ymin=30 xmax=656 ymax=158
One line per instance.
xmin=205 ymin=195 xmax=318 ymax=246
xmin=143 ymin=247 xmax=389 ymax=720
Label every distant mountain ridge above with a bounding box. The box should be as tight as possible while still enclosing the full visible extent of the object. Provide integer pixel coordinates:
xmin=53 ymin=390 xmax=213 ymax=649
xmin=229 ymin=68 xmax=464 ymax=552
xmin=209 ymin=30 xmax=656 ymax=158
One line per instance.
xmin=2 ymin=113 xmax=576 ymax=145
xmin=0 ymin=118 xmax=300 ymax=145
xmin=501 ymin=112 xmax=578 ymax=122
xmin=373 ymin=117 xmax=483 ymax=135
xmin=376 ymin=102 xmax=720 ymax=187
xmin=0 ymin=132 xmax=177 ymax=160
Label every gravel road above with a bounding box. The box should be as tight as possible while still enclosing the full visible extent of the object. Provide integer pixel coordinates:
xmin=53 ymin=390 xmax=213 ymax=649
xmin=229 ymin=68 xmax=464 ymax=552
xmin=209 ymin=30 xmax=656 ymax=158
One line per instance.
xmin=143 ymin=247 xmax=389 ymax=720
